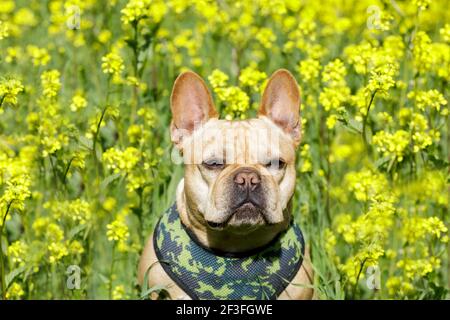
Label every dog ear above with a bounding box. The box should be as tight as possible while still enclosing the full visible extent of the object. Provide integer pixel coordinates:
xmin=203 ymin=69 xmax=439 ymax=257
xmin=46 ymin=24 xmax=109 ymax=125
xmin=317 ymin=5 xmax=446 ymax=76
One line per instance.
xmin=259 ymin=69 xmax=301 ymax=146
xmin=170 ymin=71 xmax=218 ymax=148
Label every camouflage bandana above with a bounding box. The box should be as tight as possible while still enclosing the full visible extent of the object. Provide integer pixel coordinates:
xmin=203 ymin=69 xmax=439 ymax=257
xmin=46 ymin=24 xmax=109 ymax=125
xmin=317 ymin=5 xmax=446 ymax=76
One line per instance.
xmin=153 ymin=204 xmax=305 ymax=300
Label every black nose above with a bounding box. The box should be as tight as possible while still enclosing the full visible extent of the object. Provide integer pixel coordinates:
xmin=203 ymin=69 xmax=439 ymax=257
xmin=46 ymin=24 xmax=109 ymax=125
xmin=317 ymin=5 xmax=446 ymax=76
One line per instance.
xmin=233 ymin=168 xmax=261 ymax=191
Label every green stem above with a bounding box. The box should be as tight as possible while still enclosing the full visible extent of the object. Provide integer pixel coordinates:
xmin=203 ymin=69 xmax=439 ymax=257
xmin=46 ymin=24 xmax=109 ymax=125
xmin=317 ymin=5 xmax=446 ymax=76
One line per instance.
xmin=138 ymin=190 xmax=144 ymax=245
xmin=132 ymin=21 xmax=140 ymax=124
xmin=92 ymin=105 xmax=109 ymax=167
xmin=352 ymin=258 xmax=368 ymax=299
xmin=0 ymin=95 xmax=5 ymax=109
xmin=62 ymin=157 xmax=75 ymax=185
xmin=1 ymin=201 xmax=13 ymax=300
xmin=325 ymin=127 xmax=332 ymax=224
xmin=49 ymin=155 xmax=59 ymax=189
xmin=108 ymin=244 xmax=116 ymax=300
xmin=92 ymin=76 xmax=111 ymax=167
xmin=132 ymin=21 xmax=139 ymax=78
xmin=362 ymin=90 xmax=377 ymax=147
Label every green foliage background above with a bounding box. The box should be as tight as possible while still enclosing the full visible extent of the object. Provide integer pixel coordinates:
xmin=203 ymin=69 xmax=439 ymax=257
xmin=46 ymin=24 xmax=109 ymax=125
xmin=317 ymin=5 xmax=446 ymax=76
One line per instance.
xmin=0 ymin=0 xmax=449 ymax=299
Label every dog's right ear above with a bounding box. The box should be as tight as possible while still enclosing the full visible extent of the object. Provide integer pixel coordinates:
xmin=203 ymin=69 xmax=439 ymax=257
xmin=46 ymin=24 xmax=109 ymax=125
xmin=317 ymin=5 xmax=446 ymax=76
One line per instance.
xmin=170 ymin=71 xmax=218 ymax=149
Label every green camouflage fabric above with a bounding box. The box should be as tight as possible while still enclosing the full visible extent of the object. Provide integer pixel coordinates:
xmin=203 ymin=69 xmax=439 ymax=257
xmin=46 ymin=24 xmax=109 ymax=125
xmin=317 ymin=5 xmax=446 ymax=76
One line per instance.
xmin=153 ymin=204 xmax=305 ymax=300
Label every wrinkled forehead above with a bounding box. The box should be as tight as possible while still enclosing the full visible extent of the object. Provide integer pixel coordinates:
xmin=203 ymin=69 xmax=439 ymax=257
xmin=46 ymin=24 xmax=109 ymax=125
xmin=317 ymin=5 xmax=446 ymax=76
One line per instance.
xmin=182 ymin=118 xmax=295 ymax=165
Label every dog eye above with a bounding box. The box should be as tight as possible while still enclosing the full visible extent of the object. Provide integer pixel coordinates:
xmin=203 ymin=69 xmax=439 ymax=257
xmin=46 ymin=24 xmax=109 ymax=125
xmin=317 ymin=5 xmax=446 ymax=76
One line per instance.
xmin=265 ymin=159 xmax=286 ymax=170
xmin=202 ymin=159 xmax=225 ymax=170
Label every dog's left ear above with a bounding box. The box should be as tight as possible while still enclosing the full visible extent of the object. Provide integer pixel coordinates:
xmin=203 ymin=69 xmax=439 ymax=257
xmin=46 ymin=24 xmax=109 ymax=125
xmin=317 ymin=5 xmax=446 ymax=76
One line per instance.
xmin=170 ymin=71 xmax=218 ymax=149
xmin=259 ymin=69 xmax=301 ymax=146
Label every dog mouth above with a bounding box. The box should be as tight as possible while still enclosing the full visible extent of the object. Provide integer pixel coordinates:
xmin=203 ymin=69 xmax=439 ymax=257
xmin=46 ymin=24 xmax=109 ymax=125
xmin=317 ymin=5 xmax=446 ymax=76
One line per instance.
xmin=206 ymin=201 xmax=267 ymax=229
xmin=231 ymin=202 xmax=264 ymax=221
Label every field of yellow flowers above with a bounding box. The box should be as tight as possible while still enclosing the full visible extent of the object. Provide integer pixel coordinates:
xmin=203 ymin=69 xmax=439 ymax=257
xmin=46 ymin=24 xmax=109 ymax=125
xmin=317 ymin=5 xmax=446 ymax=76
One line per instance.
xmin=0 ymin=0 xmax=449 ymax=300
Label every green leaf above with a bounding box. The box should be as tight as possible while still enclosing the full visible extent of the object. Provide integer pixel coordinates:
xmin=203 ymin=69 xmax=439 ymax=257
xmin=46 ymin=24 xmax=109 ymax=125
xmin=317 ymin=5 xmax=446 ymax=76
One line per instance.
xmin=98 ymin=273 xmax=110 ymax=284
xmin=68 ymin=224 xmax=87 ymax=240
xmin=140 ymin=285 xmax=169 ymax=300
xmin=340 ymin=118 xmax=363 ymax=134
xmin=348 ymin=119 xmax=363 ymax=133
xmin=428 ymin=155 xmax=449 ymax=169
xmin=100 ymin=173 xmax=122 ymax=190
xmin=78 ymin=136 xmax=93 ymax=150
xmin=6 ymin=266 xmax=27 ymax=289
xmin=374 ymin=156 xmax=391 ymax=168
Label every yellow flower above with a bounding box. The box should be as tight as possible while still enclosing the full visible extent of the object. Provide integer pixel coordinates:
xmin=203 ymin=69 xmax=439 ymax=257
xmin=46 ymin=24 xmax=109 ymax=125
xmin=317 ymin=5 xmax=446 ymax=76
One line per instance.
xmin=121 ymin=0 xmax=167 ymax=25
xmin=0 ymin=0 xmax=15 ymax=14
xmin=323 ymin=228 xmax=337 ymax=258
xmin=45 ymin=223 xmax=65 ymax=243
xmin=14 ymin=8 xmax=38 ymax=27
xmin=69 ymin=240 xmax=85 ymax=256
xmin=0 ymin=174 xmax=31 ymax=213
xmin=373 ymin=130 xmax=410 ymax=162
xmin=366 ymin=63 xmax=397 ymax=97
xmin=319 ymin=87 xmax=350 ymax=112
xmin=386 ymin=276 xmax=414 ymax=297
xmin=238 ymin=63 xmax=267 ymax=92
xmin=70 ymin=93 xmax=88 ymax=112
xmin=440 ymin=24 xmax=450 ymax=43
xmin=41 ymin=70 xmax=61 ymax=99
xmin=6 ymin=283 xmax=25 ymax=300
xmin=412 ymin=31 xmax=432 ymax=73
xmin=407 ymin=89 xmax=447 ymax=112
xmin=216 ymin=86 xmax=250 ymax=120
xmin=7 ymin=240 xmax=28 ymax=266
xmin=412 ymin=0 xmax=431 ymax=10
xmin=208 ymin=69 xmax=229 ymax=89
xmin=26 ymin=45 xmax=51 ymax=66
xmin=0 ymin=20 xmax=9 ymax=40
xmin=102 ymin=197 xmax=117 ymax=212
xmin=326 ymin=114 xmax=338 ymax=129
xmin=339 ymin=244 xmax=384 ymax=284
xmin=107 ymin=215 xmax=130 ymax=243
xmin=112 ymin=285 xmax=127 ymax=300
xmin=127 ymin=124 xmax=144 ymax=144
xmin=298 ymin=58 xmax=321 ymax=82
xmin=0 ymin=77 xmax=24 ymax=107
xmin=103 ymin=147 xmax=141 ymax=174
xmin=322 ymin=59 xmax=347 ymax=87
xmin=98 ymin=30 xmax=112 ymax=44
xmin=48 ymin=242 xmax=69 ymax=264
xmin=253 ymin=27 xmax=276 ymax=49
xmin=5 ymin=46 xmax=23 ymax=64
xmin=101 ymin=51 xmax=124 ymax=76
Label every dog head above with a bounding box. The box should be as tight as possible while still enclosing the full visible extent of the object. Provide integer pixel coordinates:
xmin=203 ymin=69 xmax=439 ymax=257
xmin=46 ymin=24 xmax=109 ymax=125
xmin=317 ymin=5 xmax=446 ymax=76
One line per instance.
xmin=170 ymin=69 xmax=301 ymax=235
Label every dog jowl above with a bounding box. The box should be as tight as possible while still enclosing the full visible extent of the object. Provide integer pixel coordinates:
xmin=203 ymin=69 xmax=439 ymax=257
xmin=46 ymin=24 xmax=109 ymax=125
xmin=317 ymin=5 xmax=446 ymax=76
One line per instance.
xmin=138 ymin=69 xmax=314 ymax=300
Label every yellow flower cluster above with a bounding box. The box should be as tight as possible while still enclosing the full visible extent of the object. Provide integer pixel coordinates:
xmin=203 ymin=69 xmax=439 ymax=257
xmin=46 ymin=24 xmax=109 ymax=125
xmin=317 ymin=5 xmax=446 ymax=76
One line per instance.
xmin=319 ymin=59 xmax=350 ymax=129
xmin=373 ymin=130 xmax=410 ymax=162
xmin=70 ymin=93 xmax=88 ymax=112
xmin=121 ymin=0 xmax=167 ymax=25
xmin=26 ymin=45 xmax=51 ymax=67
xmin=0 ymin=20 xmax=9 ymax=39
xmin=208 ymin=68 xmax=257 ymax=120
xmin=238 ymin=63 xmax=267 ymax=92
xmin=107 ymin=211 xmax=130 ymax=253
xmin=408 ymin=89 xmax=448 ymax=114
xmin=7 ymin=240 xmax=28 ymax=267
xmin=103 ymin=147 xmax=141 ymax=174
xmin=41 ymin=70 xmax=61 ymax=99
xmin=101 ymin=51 xmax=124 ymax=77
xmin=0 ymin=77 xmax=24 ymax=107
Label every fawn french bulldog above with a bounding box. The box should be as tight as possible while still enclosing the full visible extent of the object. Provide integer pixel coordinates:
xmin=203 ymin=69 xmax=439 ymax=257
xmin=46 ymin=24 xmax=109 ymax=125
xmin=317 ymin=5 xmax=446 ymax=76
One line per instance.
xmin=138 ymin=69 xmax=313 ymax=300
